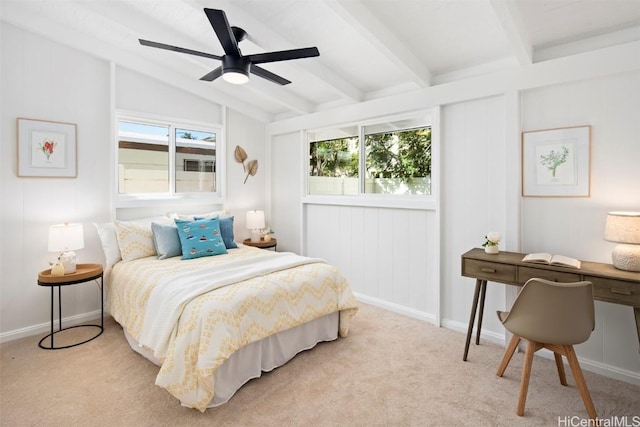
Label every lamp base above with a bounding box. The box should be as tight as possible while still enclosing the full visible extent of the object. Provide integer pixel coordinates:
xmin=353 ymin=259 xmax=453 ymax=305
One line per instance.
xmin=59 ymin=250 xmax=77 ymax=274
xmin=250 ymin=230 xmax=261 ymax=243
xmin=611 ymin=244 xmax=640 ymax=272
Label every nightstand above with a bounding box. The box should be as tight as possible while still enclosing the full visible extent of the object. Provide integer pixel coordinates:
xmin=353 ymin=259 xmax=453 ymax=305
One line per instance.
xmin=37 ymin=263 xmax=104 ymax=350
xmin=243 ymin=238 xmax=277 ymax=251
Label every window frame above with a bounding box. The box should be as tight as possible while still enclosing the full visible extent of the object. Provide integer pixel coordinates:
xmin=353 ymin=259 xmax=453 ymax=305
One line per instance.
xmin=303 ymin=109 xmax=439 ymax=210
xmin=115 ymin=110 xmax=225 ymax=208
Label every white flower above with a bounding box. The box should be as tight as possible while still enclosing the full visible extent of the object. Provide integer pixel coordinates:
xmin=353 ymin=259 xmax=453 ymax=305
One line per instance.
xmin=486 ymin=231 xmax=501 ymax=245
xmin=482 ymin=231 xmax=502 ymax=247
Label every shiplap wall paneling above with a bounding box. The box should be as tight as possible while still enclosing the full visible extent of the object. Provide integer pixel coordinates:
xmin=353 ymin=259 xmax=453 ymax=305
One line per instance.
xmin=440 ymin=95 xmax=508 ymax=336
xmin=521 ymin=71 xmax=640 ymax=377
xmin=305 ymin=204 xmax=436 ymax=317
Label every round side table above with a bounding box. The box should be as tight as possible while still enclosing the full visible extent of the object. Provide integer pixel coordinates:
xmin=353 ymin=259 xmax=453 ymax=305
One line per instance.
xmin=243 ymin=238 xmax=277 ymax=251
xmin=37 ymin=263 xmax=104 ymax=350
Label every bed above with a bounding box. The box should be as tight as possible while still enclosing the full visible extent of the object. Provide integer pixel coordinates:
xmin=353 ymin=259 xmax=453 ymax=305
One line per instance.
xmin=97 ymin=214 xmax=358 ymax=412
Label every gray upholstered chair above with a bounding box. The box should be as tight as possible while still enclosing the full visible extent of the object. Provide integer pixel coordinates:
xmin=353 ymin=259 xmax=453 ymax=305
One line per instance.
xmin=496 ymin=278 xmax=597 ymax=419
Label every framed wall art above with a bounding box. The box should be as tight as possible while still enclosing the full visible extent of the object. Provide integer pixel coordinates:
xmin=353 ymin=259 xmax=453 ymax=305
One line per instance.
xmin=17 ymin=118 xmax=77 ymax=178
xmin=522 ymin=125 xmax=591 ymax=197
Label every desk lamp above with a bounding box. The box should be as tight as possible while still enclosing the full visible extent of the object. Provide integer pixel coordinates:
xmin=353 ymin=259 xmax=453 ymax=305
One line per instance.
xmin=604 ymin=211 xmax=640 ymax=272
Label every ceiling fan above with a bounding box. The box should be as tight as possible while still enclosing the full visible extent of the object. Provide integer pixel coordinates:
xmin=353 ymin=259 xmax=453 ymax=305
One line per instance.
xmin=139 ymin=8 xmax=319 ymax=86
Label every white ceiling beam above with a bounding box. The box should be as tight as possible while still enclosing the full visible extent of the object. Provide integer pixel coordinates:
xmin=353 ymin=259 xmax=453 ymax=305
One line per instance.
xmin=324 ymin=0 xmax=432 ymax=87
xmin=268 ymin=40 xmax=640 ymax=135
xmin=489 ymin=0 xmax=533 ymax=65
xmin=534 ymin=24 xmax=640 ymax=63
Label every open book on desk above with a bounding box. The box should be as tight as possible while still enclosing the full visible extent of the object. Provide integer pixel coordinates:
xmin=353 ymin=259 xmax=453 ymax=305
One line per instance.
xmin=521 ymin=253 xmax=581 ymax=269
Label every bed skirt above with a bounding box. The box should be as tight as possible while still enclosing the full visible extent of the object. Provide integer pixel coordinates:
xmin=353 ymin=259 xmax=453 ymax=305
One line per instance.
xmin=124 ymin=311 xmax=339 ymax=408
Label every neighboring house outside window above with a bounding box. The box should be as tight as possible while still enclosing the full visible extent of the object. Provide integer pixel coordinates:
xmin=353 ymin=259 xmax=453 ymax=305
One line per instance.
xmin=116 ymin=113 xmax=223 ymax=205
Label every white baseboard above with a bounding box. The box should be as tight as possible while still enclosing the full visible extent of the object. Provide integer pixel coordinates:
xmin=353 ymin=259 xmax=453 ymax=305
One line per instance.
xmin=535 ymin=348 xmax=640 ymax=386
xmin=354 ymin=294 xmax=640 ymax=386
xmin=0 ymin=310 xmax=102 ymax=344
xmin=354 ymin=293 xmax=437 ymax=325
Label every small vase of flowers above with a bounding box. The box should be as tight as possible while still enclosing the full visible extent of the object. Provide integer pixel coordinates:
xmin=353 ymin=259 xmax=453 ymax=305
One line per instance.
xmin=261 ymin=227 xmax=274 ymax=242
xmin=482 ymin=232 xmax=501 ymax=254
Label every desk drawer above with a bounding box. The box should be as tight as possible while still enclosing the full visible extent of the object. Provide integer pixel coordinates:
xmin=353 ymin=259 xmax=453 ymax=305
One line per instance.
xmin=463 ymin=259 xmax=515 ymax=283
xmin=517 ymin=266 xmax=581 ymax=285
xmin=586 ymin=277 xmax=640 ymax=307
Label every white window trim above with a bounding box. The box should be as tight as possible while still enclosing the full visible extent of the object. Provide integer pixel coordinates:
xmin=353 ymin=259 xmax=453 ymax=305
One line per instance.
xmin=115 ymin=110 xmax=225 ymax=208
xmin=303 ymin=108 xmax=439 ymax=211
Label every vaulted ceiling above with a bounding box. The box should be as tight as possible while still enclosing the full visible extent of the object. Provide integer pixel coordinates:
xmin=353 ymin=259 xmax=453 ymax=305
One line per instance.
xmin=2 ymin=0 xmax=640 ymax=122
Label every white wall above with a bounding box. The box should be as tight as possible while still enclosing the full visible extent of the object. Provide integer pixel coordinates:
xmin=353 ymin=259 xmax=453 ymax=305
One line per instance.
xmin=270 ymin=132 xmax=303 ymax=253
xmin=267 ymin=49 xmax=640 ymax=383
xmin=1 ymin=22 xmax=112 ymax=337
xmin=520 ymin=72 xmax=640 ymax=376
xmin=0 ymin=23 xmax=266 ymax=340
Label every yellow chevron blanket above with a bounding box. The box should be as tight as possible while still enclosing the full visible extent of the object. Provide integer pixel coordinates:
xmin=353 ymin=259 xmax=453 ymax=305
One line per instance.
xmin=109 ymin=246 xmax=358 ymax=411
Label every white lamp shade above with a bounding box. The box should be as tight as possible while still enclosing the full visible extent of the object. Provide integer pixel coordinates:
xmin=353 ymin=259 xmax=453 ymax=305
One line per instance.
xmin=48 ymin=223 xmax=84 ymax=252
xmin=604 ymin=212 xmax=640 ymax=244
xmin=246 ymin=210 xmax=265 ymax=230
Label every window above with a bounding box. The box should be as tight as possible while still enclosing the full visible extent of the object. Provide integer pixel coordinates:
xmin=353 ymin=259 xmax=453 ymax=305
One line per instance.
xmin=309 ymin=131 xmax=359 ymax=196
xmin=116 ymin=114 xmax=222 ymax=201
xmin=308 ymin=114 xmax=432 ymax=197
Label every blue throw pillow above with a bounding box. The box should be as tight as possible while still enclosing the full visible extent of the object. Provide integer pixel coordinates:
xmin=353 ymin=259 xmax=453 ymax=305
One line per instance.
xmin=194 ymin=215 xmax=238 ymax=249
xmin=175 ymin=217 xmax=227 ymax=260
xmin=151 ymin=222 xmax=182 ymax=260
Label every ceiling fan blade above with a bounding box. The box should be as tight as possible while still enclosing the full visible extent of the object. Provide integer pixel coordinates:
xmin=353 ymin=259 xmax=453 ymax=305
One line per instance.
xmin=200 ymin=67 xmax=223 ymax=82
xmin=204 ymin=8 xmax=241 ymax=56
xmin=250 ymin=65 xmax=291 ymax=85
xmin=246 ymin=47 xmax=319 ymax=65
xmin=139 ymin=39 xmax=222 ymax=61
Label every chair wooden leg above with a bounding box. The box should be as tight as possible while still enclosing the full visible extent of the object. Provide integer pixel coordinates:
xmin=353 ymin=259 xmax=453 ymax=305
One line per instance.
xmin=516 ymin=340 xmax=536 ymax=416
xmin=497 ymin=334 xmax=521 ymax=377
xmin=553 ymin=352 xmax=567 ymax=386
xmin=564 ymin=345 xmax=597 ymax=420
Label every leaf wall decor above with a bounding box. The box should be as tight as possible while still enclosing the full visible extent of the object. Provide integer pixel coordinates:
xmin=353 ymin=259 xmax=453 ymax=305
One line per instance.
xmin=244 ymin=159 xmax=258 ymax=184
xmin=234 ymin=145 xmax=248 ymax=172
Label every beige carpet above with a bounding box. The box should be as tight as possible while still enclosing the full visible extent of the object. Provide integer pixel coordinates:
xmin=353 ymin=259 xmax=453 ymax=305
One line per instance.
xmin=1 ymin=304 xmax=638 ymax=427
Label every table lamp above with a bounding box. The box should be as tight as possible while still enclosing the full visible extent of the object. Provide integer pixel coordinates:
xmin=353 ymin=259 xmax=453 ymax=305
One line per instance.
xmin=604 ymin=211 xmax=640 ymax=272
xmin=246 ymin=210 xmax=265 ymax=243
xmin=48 ymin=223 xmax=84 ymax=274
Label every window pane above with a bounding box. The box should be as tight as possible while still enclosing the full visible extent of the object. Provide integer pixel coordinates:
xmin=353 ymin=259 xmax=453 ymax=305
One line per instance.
xmin=309 ymin=136 xmax=359 ymax=195
xmin=175 ymin=128 xmax=216 ymax=193
xmin=364 ymin=123 xmax=431 ymax=195
xmin=118 ymin=121 xmax=169 ymax=194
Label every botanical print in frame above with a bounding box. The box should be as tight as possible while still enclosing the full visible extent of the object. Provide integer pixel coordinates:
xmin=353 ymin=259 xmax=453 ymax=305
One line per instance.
xmin=17 ymin=118 xmax=77 ymax=177
xmin=522 ymin=126 xmax=591 ymax=197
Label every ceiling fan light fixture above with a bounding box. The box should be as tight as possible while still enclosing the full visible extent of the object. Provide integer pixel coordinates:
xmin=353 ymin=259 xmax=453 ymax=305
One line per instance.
xmin=222 ymin=55 xmax=250 ymax=84
xmin=223 ymin=70 xmax=250 ymax=84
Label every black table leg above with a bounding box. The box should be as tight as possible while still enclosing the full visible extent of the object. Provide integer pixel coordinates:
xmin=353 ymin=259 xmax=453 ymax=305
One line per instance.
xmin=57 ymin=286 xmax=62 ymax=333
xmin=476 ymin=280 xmax=488 ymax=345
xmin=50 ymin=286 xmax=54 ymax=348
xmin=463 ymin=279 xmax=483 ymax=361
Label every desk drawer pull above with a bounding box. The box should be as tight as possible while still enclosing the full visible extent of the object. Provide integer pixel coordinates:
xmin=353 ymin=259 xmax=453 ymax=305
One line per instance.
xmin=481 ymin=267 xmax=497 ymax=273
xmin=610 ymin=288 xmax=632 ymax=296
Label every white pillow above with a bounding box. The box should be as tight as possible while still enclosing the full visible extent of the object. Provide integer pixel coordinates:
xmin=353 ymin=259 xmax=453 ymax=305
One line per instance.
xmin=94 ymin=222 xmax=122 ymax=268
xmin=114 ymin=217 xmax=170 ymax=261
xmin=168 ymin=210 xmax=228 ymax=221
